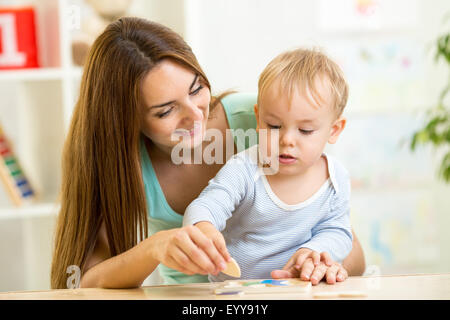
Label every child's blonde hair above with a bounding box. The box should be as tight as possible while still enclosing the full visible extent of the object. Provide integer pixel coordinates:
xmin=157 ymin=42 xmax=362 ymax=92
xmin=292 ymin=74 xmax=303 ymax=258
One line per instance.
xmin=258 ymin=48 xmax=348 ymax=117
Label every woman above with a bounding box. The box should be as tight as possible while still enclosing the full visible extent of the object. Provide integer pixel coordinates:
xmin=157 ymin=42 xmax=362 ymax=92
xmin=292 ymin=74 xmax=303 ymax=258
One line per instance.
xmin=51 ymin=17 xmax=365 ymax=289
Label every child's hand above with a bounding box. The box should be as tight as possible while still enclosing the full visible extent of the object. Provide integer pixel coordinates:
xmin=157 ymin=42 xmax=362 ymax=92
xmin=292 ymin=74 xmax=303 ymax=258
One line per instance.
xmin=271 ymin=249 xmax=348 ymax=285
xmin=270 ymin=248 xmax=321 ymax=279
xmin=194 ymin=221 xmax=232 ymax=275
xmin=297 ymin=252 xmax=348 ymax=285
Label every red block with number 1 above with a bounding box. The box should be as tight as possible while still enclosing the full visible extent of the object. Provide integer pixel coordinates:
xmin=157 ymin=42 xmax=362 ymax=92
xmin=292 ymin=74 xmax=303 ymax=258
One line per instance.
xmin=0 ymin=7 xmax=39 ymax=69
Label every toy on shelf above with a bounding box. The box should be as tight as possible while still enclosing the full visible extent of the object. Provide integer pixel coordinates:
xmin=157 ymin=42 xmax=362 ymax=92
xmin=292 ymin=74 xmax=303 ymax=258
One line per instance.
xmin=71 ymin=0 xmax=134 ymax=66
xmin=0 ymin=125 xmax=36 ymax=206
xmin=0 ymin=6 xmax=39 ymax=70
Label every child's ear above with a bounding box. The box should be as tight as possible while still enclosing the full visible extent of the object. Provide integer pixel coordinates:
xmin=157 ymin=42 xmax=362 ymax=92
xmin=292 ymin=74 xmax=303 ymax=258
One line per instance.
xmin=328 ymin=117 xmax=346 ymax=144
xmin=254 ymin=104 xmax=260 ymax=132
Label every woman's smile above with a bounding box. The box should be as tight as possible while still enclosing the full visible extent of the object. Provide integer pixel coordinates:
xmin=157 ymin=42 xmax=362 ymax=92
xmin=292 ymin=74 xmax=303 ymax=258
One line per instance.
xmin=174 ymin=121 xmax=202 ymax=137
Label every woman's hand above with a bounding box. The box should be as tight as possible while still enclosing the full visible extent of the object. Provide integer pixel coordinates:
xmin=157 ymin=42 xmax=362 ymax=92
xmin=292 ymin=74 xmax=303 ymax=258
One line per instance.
xmin=149 ymin=224 xmax=229 ymax=276
xmin=271 ymin=249 xmax=348 ymax=285
xmin=195 ymin=221 xmax=231 ymax=265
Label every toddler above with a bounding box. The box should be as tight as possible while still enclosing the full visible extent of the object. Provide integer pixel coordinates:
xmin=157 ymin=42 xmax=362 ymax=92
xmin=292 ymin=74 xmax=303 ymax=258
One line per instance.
xmin=183 ymin=48 xmax=352 ymax=282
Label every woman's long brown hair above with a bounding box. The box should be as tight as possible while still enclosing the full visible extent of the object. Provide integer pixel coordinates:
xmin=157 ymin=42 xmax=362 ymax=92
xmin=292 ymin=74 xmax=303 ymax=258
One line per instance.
xmin=50 ymin=17 xmax=214 ymax=289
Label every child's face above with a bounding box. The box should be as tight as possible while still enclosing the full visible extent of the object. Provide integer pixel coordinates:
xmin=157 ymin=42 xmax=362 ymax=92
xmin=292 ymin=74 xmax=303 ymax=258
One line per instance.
xmin=255 ymin=77 xmax=346 ymax=177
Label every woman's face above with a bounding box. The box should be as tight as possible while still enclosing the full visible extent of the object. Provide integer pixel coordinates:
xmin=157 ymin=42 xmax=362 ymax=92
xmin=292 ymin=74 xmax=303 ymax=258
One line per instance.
xmin=140 ymin=59 xmax=211 ymax=154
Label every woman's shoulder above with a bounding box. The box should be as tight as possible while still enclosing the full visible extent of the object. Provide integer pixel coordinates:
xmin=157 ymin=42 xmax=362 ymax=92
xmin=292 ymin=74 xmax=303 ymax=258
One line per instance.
xmin=216 ymin=92 xmax=257 ymax=132
xmin=208 ymin=98 xmax=230 ymax=133
xmin=208 ymin=92 xmax=255 ymax=130
xmin=220 ymin=92 xmax=257 ymax=115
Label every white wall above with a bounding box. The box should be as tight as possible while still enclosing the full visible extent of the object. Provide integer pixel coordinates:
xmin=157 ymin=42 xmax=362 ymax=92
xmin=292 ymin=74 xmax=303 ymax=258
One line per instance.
xmin=186 ymin=0 xmax=448 ymax=102
xmin=182 ymin=0 xmax=450 ymax=275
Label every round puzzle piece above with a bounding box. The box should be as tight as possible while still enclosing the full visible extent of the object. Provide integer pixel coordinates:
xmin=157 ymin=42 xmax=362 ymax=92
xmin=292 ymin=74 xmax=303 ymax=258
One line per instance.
xmin=222 ymin=258 xmax=241 ymax=277
xmin=242 ymin=281 xmax=262 ymax=287
xmin=260 ymin=279 xmax=289 ymax=286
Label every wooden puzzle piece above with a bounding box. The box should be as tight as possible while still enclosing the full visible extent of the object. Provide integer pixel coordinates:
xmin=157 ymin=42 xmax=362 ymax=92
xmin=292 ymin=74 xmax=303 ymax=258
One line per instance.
xmin=214 ymin=279 xmax=311 ymax=295
xmin=260 ymin=279 xmax=289 ymax=286
xmin=242 ymin=281 xmax=261 ymax=286
xmin=222 ymin=258 xmax=241 ymax=278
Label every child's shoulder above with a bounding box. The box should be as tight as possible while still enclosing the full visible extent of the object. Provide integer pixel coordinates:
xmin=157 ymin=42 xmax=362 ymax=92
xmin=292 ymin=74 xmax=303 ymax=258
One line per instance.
xmin=325 ymin=154 xmax=350 ymax=194
xmin=326 ymin=155 xmax=349 ymax=176
xmin=223 ymin=145 xmax=260 ymax=177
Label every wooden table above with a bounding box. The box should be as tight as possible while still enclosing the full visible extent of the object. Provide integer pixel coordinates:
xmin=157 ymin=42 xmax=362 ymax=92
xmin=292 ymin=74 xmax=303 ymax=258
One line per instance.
xmin=0 ymin=273 xmax=449 ymax=300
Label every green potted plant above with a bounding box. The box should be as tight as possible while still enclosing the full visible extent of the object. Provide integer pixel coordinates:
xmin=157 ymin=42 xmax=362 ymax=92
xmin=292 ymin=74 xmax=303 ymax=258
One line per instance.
xmin=411 ymin=23 xmax=450 ymax=183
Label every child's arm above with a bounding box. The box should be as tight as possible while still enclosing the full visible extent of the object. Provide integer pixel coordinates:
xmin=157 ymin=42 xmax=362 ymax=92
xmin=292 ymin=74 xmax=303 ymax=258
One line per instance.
xmin=299 ymin=174 xmax=353 ymax=263
xmin=272 ymin=172 xmax=353 ymax=284
xmin=183 ymin=155 xmax=253 ymax=231
xmin=181 ymin=156 xmax=253 ymax=275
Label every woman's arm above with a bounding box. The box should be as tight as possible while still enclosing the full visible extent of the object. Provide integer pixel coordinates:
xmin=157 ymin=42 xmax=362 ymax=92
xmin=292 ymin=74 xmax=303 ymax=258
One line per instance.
xmin=80 ymin=222 xmax=158 ymax=288
xmin=80 ymin=223 xmax=227 ymax=288
xmin=342 ymin=229 xmax=366 ymax=276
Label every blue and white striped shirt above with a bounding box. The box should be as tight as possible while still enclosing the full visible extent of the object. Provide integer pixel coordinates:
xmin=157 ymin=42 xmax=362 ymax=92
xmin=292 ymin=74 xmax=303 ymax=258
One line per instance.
xmin=183 ymin=145 xmax=353 ymax=282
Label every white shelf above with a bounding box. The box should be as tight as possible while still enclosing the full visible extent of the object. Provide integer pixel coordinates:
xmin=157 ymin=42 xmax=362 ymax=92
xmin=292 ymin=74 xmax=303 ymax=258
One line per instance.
xmin=0 ymin=66 xmax=83 ymax=82
xmin=0 ymin=68 xmax=64 ymax=81
xmin=0 ymin=203 xmax=59 ymax=220
xmin=69 ymin=66 xmax=83 ymax=79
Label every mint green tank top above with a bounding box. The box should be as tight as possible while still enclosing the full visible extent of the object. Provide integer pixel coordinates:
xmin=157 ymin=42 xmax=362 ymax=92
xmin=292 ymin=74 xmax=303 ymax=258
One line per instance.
xmin=140 ymin=92 xmax=257 ymax=284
